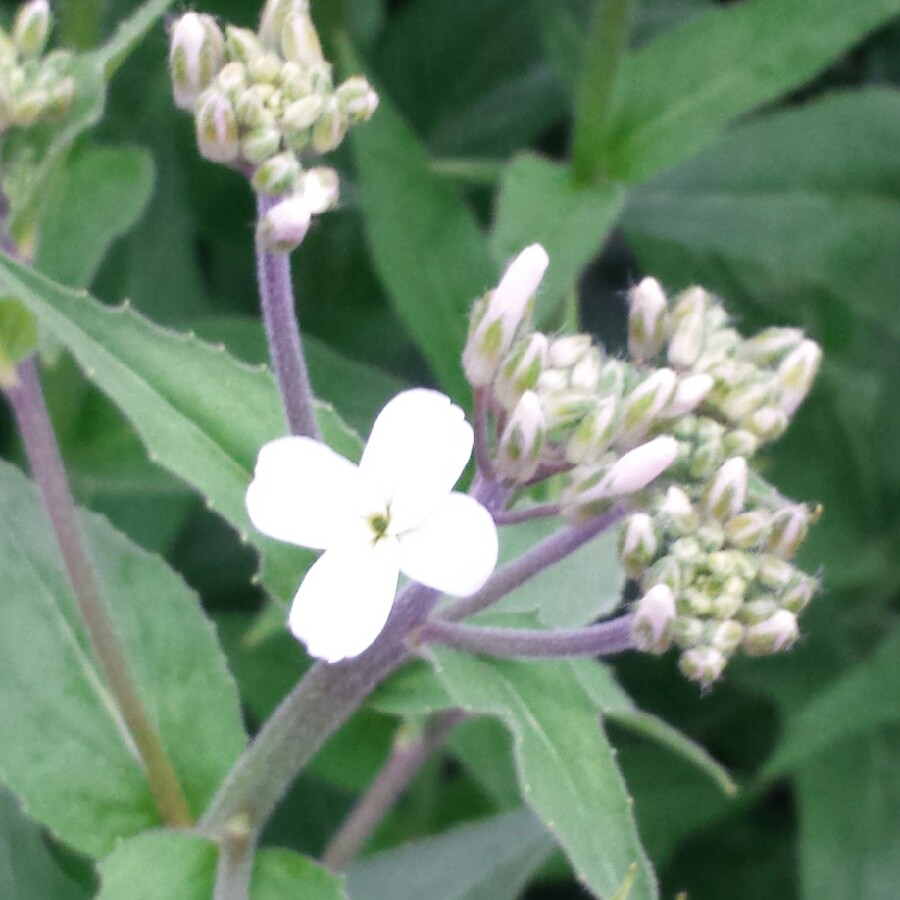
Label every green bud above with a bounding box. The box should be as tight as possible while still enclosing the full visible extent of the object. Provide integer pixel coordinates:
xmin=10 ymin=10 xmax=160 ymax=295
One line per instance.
xmin=780 ymin=574 xmax=817 ymax=614
xmin=43 ymin=76 xmax=74 ymax=118
xmin=0 ymin=299 xmax=38 ymax=387
xmin=235 ymin=89 xmax=268 ymax=128
xmin=241 ymin=127 xmax=282 ymax=164
xmin=643 ymin=555 xmax=682 ymax=593
xmin=195 ymin=89 xmax=239 ymax=163
xmin=251 ymin=151 xmax=301 ymax=196
xmin=622 ymin=367 xmax=677 ymax=438
xmin=777 ymin=339 xmax=822 ymax=417
xmin=739 ymin=597 xmax=779 ymax=625
xmin=248 ymin=51 xmax=282 ymax=85
xmin=0 ymin=28 xmax=17 ymax=66
xmin=259 ymin=0 xmax=304 ymax=50
xmin=565 ymin=396 xmax=618 ymax=464
xmin=11 ymin=88 xmax=47 ymax=127
xmin=756 ymin=554 xmax=796 ymax=590
xmin=742 ymin=609 xmax=798 ymax=656
xmin=494 ymin=333 xmax=548 ymax=410
xmin=170 ymin=12 xmax=225 ymax=112
xmin=282 ymin=94 xmax=325 ymax=132
xmin=722 ymin=428 xmax=759 ymax=458
xmin=679 ymin=646 xmax=727 ymax=688
xmin=696 ymin=521 xmax=725 ymax=553
xmin=724 ymin=510 xmax=771 ymax=549
xmin=708 ymin=619 xmax=744 ymax=655
xmin=632 ymin=584 xmax=676 ymax=655
xmin=281 ymin=9 xmax=324 ymax=67
xmin=311 ymin=98 xmax=347 ymax=153
xmin=667 ymin=286 xmax=708 ymax=369
xmin=225 ymin=26 xmax=262 ymax=66
xmin=13 ymin=0 xmax=51 ymax=60
xmin=740 ymin=327 xmax=804 ymax=365
xmin=677 ymin=587 xmax=712 ymax=617
xmin=496 ymin=391 xmax=545 ymax=483
xmin=628 ymin=276 xmax=668 ymax=361
xmin=673 ymin=615 xmax=705 ymax=649
xmin=618 ymin=513 xmax=659 ymax=578
xmin=336 ymin=75 xmax=379 ymax=124
xmin=710 ymin=587 xmax=743 ymax=620
xmin=704 ymin=457 xmax=748 ymax=520
xmin=720 ymin=377 xmax=775 ymax=423
xmin=744 ymin=406 xmax=788 ymax=443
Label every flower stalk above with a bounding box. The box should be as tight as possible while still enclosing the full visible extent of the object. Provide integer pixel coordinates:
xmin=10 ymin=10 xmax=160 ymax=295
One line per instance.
xmin=254 ymin=191 xmax=320 ymax=440
xmin=5 ymin=356 xmax=193 ymax=828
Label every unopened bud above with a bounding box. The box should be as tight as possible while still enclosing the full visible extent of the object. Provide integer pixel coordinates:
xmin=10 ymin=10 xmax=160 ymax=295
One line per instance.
xmin=588 ymin=436 xmax=678 ymax=501
xmin=241 ymin=127 xmax=282 ymax=164
xmin=195 ymin=89 xmax=239 ymax=163
xmin=739 ymin=597 xmax=779 ymax=625
xmin=170 ymin=13 xmax=225 ymax=112
xmin=743 ymin=609 xmax=799 ymax=655
xmin=711 ymin=586 xmax=744 ymax=619
xmin=704 ymin=457 xmax=748 ymax=520
xmin=724 ymin=511 xmax=771 ymax=549
xmin=336 ymin=75 xmax=379 ymax=124
xmin=720 ymin=378 xmax=775 ymax=423
xmin=311 ymin=97 xmax=347 ymax=153
xmin=777 ymin=339 xmax=822 ymax=416
xmin=667 ymin=287 xmax=708 ymax=369
xmin=628 ymin=276 xmax=668 ymax=360
xmin=248 ymin=51 xmax=282 ymax=85
xmin=572 ymin=347 xmax=603 ymax=393
xmin=495 ymin=391 xmax=545 ymax=483
xmin=673 ymin=616 xmax=705 ymax=649
xmin=767 ymin=504 xmax=817 ymax=558
xmin=0 ymin=27 xmax=16 ymax=66
xmin=618 ymin=513 xmax=659 ymax=578
xmin=744 ymin=406 xmax=788 ymax=443
xmin=44 ymin=76 xmax=75 ymax=117
xmin=643 ymin=555 xmax=682 ymax=592
xmin=259 ymin=0 xmax=303 ymax=50
xmin=621 ymin=367 xmax=677 ymax=437
xmin=298 ymin=166 xmax=339 ymax=213
xmin=548 ymin=334 xmax=592 ymax=369
xmin=722 ymin=428 xmax=759 ymax=458
xmin=251 ymin=151 xmax=301 ymax=196
xmin=709 ymin=620 xmax=744 ymax=655
xmin=13 ymin=0 xmax=51 ymax=59
xmin=225 ymin=26 xmax=262 ymax=65
xmin=565 ymin=396 xmax=619 ymax=464
xmin=281 ymin=9 xmax=324 ymax=66
xmin=11 ymin=88 xmax=47 ymax=127
xmin=257 ymin=194 xmax=312 ymax=253
xmin=632 ymin=584 xmax=676 ymax=654
xmin=671 ymin=537 xmax=705 ymax=569
xmin=462 ymin=244 xmax=549 ymax=387
xmin=780 ymin=574 xmax=817 ymax=614
xmin=741 ymin=327 xmax=805 ymax=365
xmin=282 ymin=94 xmax=325 ymax=132
xmin=696 ymin=521 xmax=725 ymax=552
xmin=665 ymin=373 xmax=713 ymax=418
xmin=656 ymin=486 xmax=697 ymax=534
xmin=756 ymin=554 xmax=796 ymax=590
xmin=679 ymin=646 xmax=726 ymax=687
xmin=494 ymin=334 xmax=548 ymax=410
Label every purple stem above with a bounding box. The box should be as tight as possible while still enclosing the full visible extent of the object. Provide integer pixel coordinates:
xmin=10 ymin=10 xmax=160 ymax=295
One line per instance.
xmin=493 ymin=502 xmax=561 ymax=526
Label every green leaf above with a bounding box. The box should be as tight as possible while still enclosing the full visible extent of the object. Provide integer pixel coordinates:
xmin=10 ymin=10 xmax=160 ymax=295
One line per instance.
xmin=429 ymin=649 xmax=658 ymax=899
xmin=0 ymin=460 xmax=246 ymax=858
xmin=0 ymin=299 xmax=38 ymax=376
xmin=0 ymin=790 xmax=89 ymax=900
xmin=603 ymin=0 xmax=900 ymax=181
xmin=764 ymin=623 xmax=900 ymax=779
xmin=625 ymin=89 xmax=900 ymax=337
xmin=346 ymin=808 xmax=554 ymax=900
xmin=35 ymin=145 xmax=155 ymax=289
xmin=796 ymin=727 xmax=900 ymax=900
xmin=490 ymin=154 xmax=625 ymax=328
xmin=0 ymin=254 xmax=361 ymax=604
xmin=97 ymin=831 xmax=345 ymax=899
xmin=341 ymin=40 xmax=495 ymax=401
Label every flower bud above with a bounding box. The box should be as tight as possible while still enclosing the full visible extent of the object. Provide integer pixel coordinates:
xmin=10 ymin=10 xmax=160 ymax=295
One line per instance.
xmin=311 ymin=97 xmax=347 ymax=153
xmin=281 ymin=9 xmax=324 ymax=67
xmin=336 ymin=75 xmax=379 ymax=124
xmin=665 ymin=373 xmax=713 ymax=418
xmin=44 ymin=75 xmax=75 ymax=118
xmin=241 ymin=127 xmax=282 ymax=164
xmin=767 ymin=504 xmax=816 ymax=558
xmin=565 ymin=395 xmax=619 ymax=464
xmin=621 ymin=367 xmax=677 ymax=437
xmin=743 ymin=609 xmax=799 ymax=656
xmin=780 ymin=574 xmax=817 ymax=614
xmin=495 ymin=391 xmax=545 ymax=483
xmin=711 ymin=585 xmax=744 ymax=619
xmin=11 ymin=88 xmax=47 ymax=127
xmin=494 ymin=333 xmax=548 ymax=410
xmin=462 ymin=244 xmax=549 ymax=387
xmin=696 ymin=521 xmax=725 ymax=552
xmin=777 ymin=339 xmax=822 ymax=416
xmin=631 ymin=584 xmax=676 ymax=654
xmin=743 ymin=406 xmax=788 ymax=443
xmin=225 ymin=26 xmax=262 ymax=65
xmin=13 ymin=0 xmax=51 ymax=59
xmin=673 ymin=615 xmax=705 ymax=649
xmin=756 ymin=554 xmax=796 ymax=590
xmin=628 ymin=276 xmax=668 ymax=360
xmin=679 ymin=646 xmax=726 ymax=687
xmin=724 ymin=510 xmax=771 ymax=549
xmin=298 ymin=166 xmax=340 ymax=213
xmin=257 ymin=194 xmax=312 ymax=253
xmin=587 ymin=436 xmax=678 ymax=502
xmin=215 ymin=61 xmax=248 ymax=99
xmin=657 ymin=486 xmax=699 ymax=535
xmin=704 ymin=457 xmax=748 ymax=520
xmin=671 ymin=537 xmax=705 ymax=570
xmin=282 ymin=94 xmax=325 ymax=132
xmin=720 ymin=378 xmax=776 ymax=423
xmin=195 ymin=89 xmax=239 ymax=163
xmin=170 ymin=13 xmax=225 ymax=112
xmin=251 ymin=151 xmax=301 ymax=196
xmin=709 ymin=620 xmax=744 ymax=655
xmin=722 ymin=428 xmax=759 ymax=458
xmin=548 ymin=334 xmax=592 ymax=369
xmin=235 ymin=89 xmax=268 ymax=128
xmin=0 ymin=27 xmax=16 ymax=66
xmin=739 ymin=597 xmax=779 ymax=625
xmin=618 ymin=513 xmax=659 ymax=578
xmin=259 ymin=0 xmax=304 ymax=50
xmin=248 ymin=51 xmax=283 ymax=86
xmin=643 ymin=555 xmax=682 ymax=592
xmin=667 ymin=287 xmax=708 ymax=369
xmin=740 ymin=327 xmax=805 ymax=365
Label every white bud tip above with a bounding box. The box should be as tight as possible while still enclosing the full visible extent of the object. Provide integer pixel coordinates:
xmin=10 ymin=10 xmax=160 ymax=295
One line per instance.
xmin=259 ymin=195 xmax=312 ymax=253
xmin=602 ymin=436 xmax=678 ymax=498
xmin=494 ymin=244 xmax=549 ymax=314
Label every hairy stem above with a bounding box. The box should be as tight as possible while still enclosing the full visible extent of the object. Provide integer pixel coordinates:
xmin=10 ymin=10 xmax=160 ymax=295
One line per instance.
xmin=493 ymin=502 xmax=561 ymax=526
xmin=321 ymin=710 xmax=465 ymax=871
xmin=472 ymin=387 xmax=496 ymax=480
xmin=5 ymin=357 xmax=193 ymax=827
xmin=255 ymin=193 xmax=320 ymax=440
xmin=439 ymin=506 xmax=625 ymax=623
xmin=418 ymin=615 xmax=635 ymax=658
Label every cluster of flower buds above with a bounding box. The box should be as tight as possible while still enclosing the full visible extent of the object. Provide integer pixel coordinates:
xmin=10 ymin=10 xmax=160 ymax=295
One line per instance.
xmin=0 ymin=0 xmax=76 ymax=132
xmin=462 ymin=250 xmax=823 ymax=687
xmin=168 ymin=0 xmax=378 ymax=252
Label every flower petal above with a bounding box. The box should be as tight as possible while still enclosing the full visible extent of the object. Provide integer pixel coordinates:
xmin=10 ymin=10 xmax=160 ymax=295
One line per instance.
xmin=246 ymin=436 xmax=371 ymax=550
xmin=360 ymin=389 xmax=474 ymax=530
xmin=288 ymin=539 xmax=401 ymax=663
xmin=398 ymin=492 xmax=498 ymax=596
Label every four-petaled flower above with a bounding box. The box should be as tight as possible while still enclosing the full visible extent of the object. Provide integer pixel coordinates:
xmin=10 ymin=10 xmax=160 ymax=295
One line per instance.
xmin=247 ymin=389 xmax=499 ymax=662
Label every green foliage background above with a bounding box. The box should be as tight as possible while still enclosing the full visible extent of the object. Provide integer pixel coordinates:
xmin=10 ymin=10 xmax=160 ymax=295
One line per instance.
xmin=1 ymin=0 xmax=900 ymax=897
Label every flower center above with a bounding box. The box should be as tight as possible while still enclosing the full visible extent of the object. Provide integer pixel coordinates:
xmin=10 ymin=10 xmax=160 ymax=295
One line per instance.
xmin=368 ymin=512 xmax=390 ymax=543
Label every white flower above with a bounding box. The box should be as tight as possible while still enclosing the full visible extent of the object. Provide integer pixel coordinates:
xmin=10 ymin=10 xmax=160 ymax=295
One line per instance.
xmin=246 ymin=389 xmax=499 ymax=662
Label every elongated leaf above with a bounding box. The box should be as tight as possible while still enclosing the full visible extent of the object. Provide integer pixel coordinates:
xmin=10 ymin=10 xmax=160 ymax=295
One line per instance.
xmin=36 ymin=145 xmax=154 ymax=290
xmin=0 ymin=461 xmax=246 ymax=857
xmin=625 ymin=89 xmax=900 ymax=337
xmin=603 ymin=0 xmax=900 ymax=181
xmin=342 ymin=42 xmax=495 ymax=401
xmin=764 ymin=623 xmax=900 ymax=779
xmin=0 ymin=790 xmax=88 ymax=900
xmin=0 ymin=253 xmax=360 ymax=603
xmin=490 ymin=154 xmax=625 ymax=328
xmin=429 ymin=649 xmax=658 ymax=899
xmin=346 ymin=808 xmax=554 ymax=900
xmin=97 ymin=831 xmax=345 ymax=899
xmin=796 ymin=727 xmax=900 ymax=900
